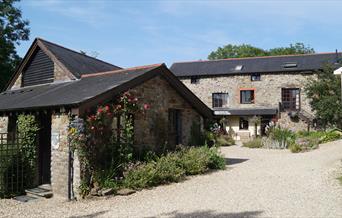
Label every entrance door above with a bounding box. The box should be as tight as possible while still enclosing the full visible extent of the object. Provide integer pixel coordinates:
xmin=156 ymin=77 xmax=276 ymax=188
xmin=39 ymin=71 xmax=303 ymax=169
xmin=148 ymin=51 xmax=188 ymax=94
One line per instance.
xmin=168 ymin=109 xmax=182 ymax=146
xmin=260 ymin=116 xmax=273 ymax=136
xmin=38 ymin=112 xmax=51 ymax=185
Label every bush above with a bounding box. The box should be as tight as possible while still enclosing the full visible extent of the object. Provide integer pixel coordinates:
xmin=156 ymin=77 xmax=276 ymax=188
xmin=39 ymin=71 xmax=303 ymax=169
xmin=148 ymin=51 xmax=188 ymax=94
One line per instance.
xmin=207 ymin=147 xmax=226 ymax=170
xmin=123 ymin=146 xmax=225 ymax=190
xmin=320 ymin=130 xmax=342 ymax=143
xmin=289 ymin=143 xmax=302 ymax=153
xmin=215 ymin=135 xmax=235 ymax=147
xmin=154 ymin=153 xmax=185 ymax=183
xmin=243 ymin=138 xmax=263 ymax=148
xmin=268 ymin=127 xmax=295 ymax=149
xmin=178 ymin=147 xmax=209 ymax=175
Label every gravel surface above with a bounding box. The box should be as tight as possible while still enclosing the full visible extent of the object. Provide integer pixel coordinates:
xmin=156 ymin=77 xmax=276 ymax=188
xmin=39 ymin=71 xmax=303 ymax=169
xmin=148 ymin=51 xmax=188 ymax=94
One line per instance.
xmin=1 ymin=140 xmax=342 ymax=218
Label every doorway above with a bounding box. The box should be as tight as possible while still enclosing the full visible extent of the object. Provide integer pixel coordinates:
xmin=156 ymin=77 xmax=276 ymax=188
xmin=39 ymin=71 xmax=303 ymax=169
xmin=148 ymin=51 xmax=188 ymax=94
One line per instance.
xmin=38 ymin=112 xmax=51 ymax=185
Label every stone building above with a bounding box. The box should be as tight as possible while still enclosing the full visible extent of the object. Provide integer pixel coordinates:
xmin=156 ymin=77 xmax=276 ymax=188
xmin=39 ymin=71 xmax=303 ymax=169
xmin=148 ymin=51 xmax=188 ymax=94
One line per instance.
xmin=170 ymin=53 xmax=341 ymax=141
xmin=0 ymin=38 xmax=212 ymax=199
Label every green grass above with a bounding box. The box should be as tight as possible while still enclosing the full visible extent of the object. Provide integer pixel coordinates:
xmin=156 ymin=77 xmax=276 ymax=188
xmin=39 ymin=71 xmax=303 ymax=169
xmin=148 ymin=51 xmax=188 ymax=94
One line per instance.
xmin=338 ymin=176 xmax=342 ymax=185
xmin=243 ymin=138 xmax=263 ymax=148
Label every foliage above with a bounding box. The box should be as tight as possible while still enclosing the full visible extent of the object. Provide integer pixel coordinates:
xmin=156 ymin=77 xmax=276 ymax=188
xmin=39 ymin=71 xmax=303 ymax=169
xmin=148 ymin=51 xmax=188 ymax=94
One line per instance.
xmin=267 ymin=127 xmax=296 ymax=149
xmin=288 ymin=143 xmax=302 ymax=153
xmin=123 ymin=146 xmax=225 ymax=190
xmin=17 ymin=114 xmax=39 ymax=187
xmin=215 ymin=135 xmax=235 ymax=147
xmin=243 ymin=138 xmax=263 ymax=148
xmin=0 ymin=0 xmax=30 ymax=90
xmin=338 ymin=176 xmax=342 ymax=185
xmin=319 ymin=130 xmax=342 ymax=143
xmin=305 ymin=64 xmax=342 ymax=129
xmin=69 ymin=91 xmax=147 ymax=196
xmin=208 ymin=42 xmax=314 ymax=60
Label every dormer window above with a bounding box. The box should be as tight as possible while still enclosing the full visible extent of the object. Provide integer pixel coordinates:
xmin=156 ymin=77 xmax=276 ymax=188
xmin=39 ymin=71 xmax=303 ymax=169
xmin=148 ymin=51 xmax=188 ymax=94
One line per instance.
xmin=235 ymin=65 xmax=243 ymax=71
xmin=251 ymin=73 xmax=261 ymax=81
xmin=190 ymin=76 xmax=200 ymax=84
xmin=283 ymin=62 xmax=298 ymax=68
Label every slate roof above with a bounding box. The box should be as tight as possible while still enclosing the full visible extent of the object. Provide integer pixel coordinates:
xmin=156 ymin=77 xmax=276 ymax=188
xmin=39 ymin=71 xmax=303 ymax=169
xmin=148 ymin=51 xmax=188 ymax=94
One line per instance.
xmin=213 ymin=108 xmax=278 ymax=116
xmin=39 ymin=38 xmax=121 ymax=77
xmin=170 ymin=53 xmax=342 ymax=77
xmin=0 ymin=64 xmax=213 ymax=118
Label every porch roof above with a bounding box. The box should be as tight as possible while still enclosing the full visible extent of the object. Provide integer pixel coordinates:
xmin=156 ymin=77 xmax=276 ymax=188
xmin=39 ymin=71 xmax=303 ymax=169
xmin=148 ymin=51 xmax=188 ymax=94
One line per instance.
xmin=0 ymin=64 xmax=213 ymax=118
xmin=213 ymin=108 xmax=278 ymax=116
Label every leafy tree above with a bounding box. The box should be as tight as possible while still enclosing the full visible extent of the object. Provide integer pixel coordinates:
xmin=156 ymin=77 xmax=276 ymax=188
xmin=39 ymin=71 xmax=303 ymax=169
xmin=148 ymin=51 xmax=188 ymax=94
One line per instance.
xmin=0 ymin=0 xmax=30 ymax=91
xmin=305 ymin=64 xmax=342 ymax=129
xmin=208 ymin=42 xmax=314 ymax=60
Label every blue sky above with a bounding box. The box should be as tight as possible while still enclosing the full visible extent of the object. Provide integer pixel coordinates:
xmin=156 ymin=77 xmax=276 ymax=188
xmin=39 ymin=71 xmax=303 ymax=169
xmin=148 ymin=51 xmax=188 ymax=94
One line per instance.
xmin=17 ymin=0 xmax=342 ymax=68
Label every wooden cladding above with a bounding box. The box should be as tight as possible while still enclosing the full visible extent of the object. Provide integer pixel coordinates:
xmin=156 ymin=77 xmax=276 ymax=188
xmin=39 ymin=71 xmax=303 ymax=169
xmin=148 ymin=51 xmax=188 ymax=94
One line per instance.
xmin=22 ymin=48 xmax=54 ymax=87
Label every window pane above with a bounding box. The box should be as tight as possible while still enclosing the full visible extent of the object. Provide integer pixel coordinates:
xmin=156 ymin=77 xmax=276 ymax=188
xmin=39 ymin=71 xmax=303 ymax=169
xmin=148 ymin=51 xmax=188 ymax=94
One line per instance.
xmin=212 ymin=93 xmax=229 ymax=108
xmin=240 ymin=90 xmax=254 ymax=104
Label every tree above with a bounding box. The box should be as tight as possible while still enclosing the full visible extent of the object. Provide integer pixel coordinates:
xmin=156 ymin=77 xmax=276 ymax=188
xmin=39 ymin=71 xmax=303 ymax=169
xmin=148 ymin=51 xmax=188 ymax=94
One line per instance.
xmin=305 ymin=64 xmax=342 ymax=129
xmin=208 ymin=42 xmax=314 ymax=60
xmin=0 ymin=0 xmax=30 ymax=91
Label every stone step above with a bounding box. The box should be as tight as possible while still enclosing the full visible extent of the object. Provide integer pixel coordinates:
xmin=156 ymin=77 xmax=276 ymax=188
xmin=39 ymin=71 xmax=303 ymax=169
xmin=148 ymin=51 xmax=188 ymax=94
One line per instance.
xmin=25 ymin=184 xmax=53 ymax=198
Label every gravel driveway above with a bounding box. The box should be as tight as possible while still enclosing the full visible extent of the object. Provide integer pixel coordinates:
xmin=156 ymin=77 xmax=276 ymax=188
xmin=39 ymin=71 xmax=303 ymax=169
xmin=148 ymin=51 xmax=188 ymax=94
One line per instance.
xmin=1 ymin=140 xmax=342 ymax=218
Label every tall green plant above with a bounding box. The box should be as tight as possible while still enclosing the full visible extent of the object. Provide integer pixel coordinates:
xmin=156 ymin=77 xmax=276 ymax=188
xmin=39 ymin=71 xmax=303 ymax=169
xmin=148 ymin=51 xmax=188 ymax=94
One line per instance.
xmin=17 ymin=114 xmax=39 ymax=187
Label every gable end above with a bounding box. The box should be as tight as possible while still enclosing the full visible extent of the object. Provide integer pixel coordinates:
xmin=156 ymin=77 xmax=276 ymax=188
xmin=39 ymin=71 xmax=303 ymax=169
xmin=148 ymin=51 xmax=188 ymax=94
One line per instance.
xmin=22 ymin=48 xmax=54 ymax=87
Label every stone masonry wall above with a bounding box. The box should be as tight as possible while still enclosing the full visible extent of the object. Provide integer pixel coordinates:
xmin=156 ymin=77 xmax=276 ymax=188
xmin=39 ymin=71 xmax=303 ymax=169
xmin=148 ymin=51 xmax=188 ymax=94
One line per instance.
xmin=51 ymin=113 xmax=70 ymax=199
xmin=180 ymin=73 xmax=316 ymax=131
xmin=132 ymin=75 xmax=202 ymax=151
xmin=0 ymin=117 xmax=8 ymax=133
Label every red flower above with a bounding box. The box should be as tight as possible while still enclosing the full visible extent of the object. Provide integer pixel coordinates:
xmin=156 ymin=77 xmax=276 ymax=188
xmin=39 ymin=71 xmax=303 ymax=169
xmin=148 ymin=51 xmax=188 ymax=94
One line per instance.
xmin=143 ymin=103 xmax=150 ymax=110
xmin=105 ymin=105 xmax=110 ymax=112
xmin=97 ymin=107 xmax=103 ymax=113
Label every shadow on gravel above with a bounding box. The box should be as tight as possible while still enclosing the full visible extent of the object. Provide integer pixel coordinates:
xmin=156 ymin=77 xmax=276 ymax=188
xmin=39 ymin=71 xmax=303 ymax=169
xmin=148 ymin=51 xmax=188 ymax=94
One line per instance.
xmin=148 ymin=210 xmax=263 ymax=218
xmin=225 ymin=158 xmax=249 ymax=165
xmin=69 ymin=210 xmax=108 ymax=218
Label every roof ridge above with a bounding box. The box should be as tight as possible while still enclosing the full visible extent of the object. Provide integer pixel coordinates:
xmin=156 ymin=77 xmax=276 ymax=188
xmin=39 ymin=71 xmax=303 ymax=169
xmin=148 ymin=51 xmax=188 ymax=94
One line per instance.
xmin=36 ymin=37 xmax=121 ymax=69
xmin=173 ymin=52 xmax=341 ymax=64
xmin=81 ymin=63 xmax=163 ymax=78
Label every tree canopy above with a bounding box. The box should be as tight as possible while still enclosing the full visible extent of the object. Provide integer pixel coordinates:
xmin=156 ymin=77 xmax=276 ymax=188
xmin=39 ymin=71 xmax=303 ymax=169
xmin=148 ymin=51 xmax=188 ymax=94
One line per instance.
xmin=0 ymin=0 xmax=30 ymax=91
xmin=305 ymin=64 xmax=342 ymax=129
xmin=208 ymin=43 xmax=315 ymax=60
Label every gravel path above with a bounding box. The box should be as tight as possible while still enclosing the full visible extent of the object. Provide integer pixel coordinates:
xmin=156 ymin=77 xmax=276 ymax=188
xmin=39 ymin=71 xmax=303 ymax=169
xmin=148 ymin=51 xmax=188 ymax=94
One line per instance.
xmin=1 ymin=140 xmax=342 ymax=218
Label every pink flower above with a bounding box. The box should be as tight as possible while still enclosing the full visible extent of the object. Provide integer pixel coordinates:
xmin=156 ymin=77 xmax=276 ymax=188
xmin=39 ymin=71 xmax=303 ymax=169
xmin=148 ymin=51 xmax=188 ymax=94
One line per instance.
xmin=143 ymin=104 xmax=150 ymax=110
xmin=97 ymin=108 xmax=103 ymax=113
xmin=91 ymin=126 xmax=95 ymax=130
xmin=105 ymin=105 xmax=110 ymax=112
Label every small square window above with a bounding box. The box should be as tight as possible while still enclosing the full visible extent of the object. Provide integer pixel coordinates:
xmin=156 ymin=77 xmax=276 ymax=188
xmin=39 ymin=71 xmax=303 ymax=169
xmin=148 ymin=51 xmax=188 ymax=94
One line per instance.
xmin=212 ymin=93 xmax=229 ymax=108
xmin=239 ymin=117 xmax=249 ymax=130
xmin=240 ymin=90 xmax=255 ymax=104
xmin=190 ymin=76 xmax=200 ymax=84
xmin=251 ymin=73 xmax=261 ymax=81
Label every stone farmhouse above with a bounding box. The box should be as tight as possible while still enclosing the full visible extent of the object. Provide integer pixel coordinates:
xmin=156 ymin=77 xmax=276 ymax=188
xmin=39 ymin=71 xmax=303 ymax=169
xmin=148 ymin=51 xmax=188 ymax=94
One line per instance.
xmin=0 ymin=38 xmax=211 ymax=199
xmin=170 ymin=53 xmax=341 ymax=141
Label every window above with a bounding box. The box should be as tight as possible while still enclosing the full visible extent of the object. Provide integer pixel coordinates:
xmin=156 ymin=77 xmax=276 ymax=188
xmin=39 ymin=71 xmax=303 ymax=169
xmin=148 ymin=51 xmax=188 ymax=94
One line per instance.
xmin=251 ymin=73 xmax=261 ymax=81
xmin=190 ymin=76 xmax=200 ymax=84
xmin=240 ymin=90 xmax=255 ymax=104
xmin=281 ymin=88 xmax=300 ymax=110
xmin=239 ymin=117 xmax=249 ymax=130
xmin=212 ymin=93 xmax=229 ymax=108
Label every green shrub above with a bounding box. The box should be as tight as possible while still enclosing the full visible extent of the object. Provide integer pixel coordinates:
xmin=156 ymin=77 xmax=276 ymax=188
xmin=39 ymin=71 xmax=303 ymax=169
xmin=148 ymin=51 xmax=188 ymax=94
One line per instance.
xmin=123 ymin=146 xmax=225 ymax=190
xmin=154 ymin=153 xmax=185 ymax=183
xmin=124 ymin=162 xmax=157 ymax=189
xmin=289 ymin=143 xmax=302 ymax=153
xmin=320 ymin=130 xmax=342 ymax=143
xmin=338 ymin=176 xmax=342 ymax=185
xmin=243 ymin=138 xmax=263 ymax=148
xmin=178 ymin=147 xmax=210 ymax=175
xmin=215 ymin=135 xmax=235 ymax=147
xmin=269 ymin=127 xmax=295 ymax=149
xmin=207 ymin=147 xmax=226 ymax=170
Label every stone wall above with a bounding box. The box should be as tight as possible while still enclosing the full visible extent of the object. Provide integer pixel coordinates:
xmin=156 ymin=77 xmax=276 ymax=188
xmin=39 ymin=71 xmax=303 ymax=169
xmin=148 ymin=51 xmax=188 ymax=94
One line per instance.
xmin=180 ymin=73 xmax=316 ymax=132
xmin=0 ymin=117 xmax=8 ymax=133
xmin=11 ymin=74 xmax=22 ymax=90
xmin=51 ymin=113 xmax=70 ymax=199
xmin=132 ymin=75 xmax=202 ymax=151
xmin=54 ymin=63 xmax=73 ymax=82
xmin=180 ymin=73 xmax=315 ymax=113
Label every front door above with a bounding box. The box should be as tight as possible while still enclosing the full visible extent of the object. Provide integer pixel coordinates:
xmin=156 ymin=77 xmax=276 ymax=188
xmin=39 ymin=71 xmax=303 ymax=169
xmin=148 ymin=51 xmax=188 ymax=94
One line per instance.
xmin=168 ymin=109 xmax=182 ymax=146
xmin=38 ymin=112 xmax=51 ymax=185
